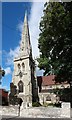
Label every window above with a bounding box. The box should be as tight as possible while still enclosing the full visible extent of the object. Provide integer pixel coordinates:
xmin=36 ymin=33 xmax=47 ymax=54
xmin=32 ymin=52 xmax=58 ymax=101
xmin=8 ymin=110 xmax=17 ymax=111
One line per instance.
xmin=18 ymin=80 xmax=23 ymax=93
xmin=18 ymin=63 xmax=21 ymax=69
xmin=22 ymin=62 xmax=25 ymax=71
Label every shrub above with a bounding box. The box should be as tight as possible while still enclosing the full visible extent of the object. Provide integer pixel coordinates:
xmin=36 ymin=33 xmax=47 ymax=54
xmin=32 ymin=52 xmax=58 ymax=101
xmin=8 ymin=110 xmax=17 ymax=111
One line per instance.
xmin=32 ymin=102 xmax=41 ymax=107
xmin=43 ymin=102 xmax=48 ymax=107
xmin=43 ymin=102 xmax=54 ymax=107
xmin=54 ymin=103 xmax=61 ymax=107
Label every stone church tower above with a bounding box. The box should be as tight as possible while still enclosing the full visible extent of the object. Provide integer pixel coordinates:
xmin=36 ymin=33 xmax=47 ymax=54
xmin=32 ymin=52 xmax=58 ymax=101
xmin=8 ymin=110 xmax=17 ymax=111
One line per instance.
xmin=11 ymin=12 xmax=38 ymax=106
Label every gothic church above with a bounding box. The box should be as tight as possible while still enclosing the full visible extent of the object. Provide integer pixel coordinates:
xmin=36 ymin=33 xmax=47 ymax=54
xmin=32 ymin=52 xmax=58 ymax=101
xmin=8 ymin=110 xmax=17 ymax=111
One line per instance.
xmin=9 ymin=12 xmax=38 ymax=107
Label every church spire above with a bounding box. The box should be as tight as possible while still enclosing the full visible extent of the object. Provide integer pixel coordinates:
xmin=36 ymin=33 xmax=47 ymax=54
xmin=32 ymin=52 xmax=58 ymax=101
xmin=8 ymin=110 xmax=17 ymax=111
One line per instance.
xmin=19 ymin=11 xmax=32 ymax=57
xmin=24 ymin=11 xmax=27 ymax=25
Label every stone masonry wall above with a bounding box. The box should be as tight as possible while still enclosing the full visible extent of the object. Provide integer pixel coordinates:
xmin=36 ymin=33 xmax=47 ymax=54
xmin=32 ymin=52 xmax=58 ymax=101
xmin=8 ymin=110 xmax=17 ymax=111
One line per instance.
xmin=0 ymin=106 xmax=19 ymax=116
xmin=0 ymin=105 xmax=70 ymax=118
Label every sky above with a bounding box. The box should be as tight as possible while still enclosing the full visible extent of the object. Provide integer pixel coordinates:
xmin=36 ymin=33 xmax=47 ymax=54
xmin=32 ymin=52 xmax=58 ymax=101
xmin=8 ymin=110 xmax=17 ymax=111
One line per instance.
xmin=1 ymin=2 xmax=45 ymax=91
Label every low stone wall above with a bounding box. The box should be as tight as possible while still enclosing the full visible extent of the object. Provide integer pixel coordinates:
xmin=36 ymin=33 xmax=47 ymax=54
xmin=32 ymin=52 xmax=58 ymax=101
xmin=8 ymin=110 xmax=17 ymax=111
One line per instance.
xmin=70 ymin=108 xmax=72 ymax=118
xmin=0 ymin=106 xmax=2 ymax=120
xmin=20 ymin=107 xmax=70 ymax=118
xmin=0 ymin=103 xmax=71 ymax=118
xmin=20 ymin=107 xmax=61 ymax=118
xmin=61 ymin=102 xmax=70 ymax=118
xmin=0 ymin=106 xmax=19 ymax=116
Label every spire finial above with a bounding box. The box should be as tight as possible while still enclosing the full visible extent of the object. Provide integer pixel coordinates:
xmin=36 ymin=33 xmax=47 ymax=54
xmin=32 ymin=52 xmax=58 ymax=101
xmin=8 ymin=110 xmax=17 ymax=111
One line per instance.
xmin=25 ymin=10 xmax=27 ymax=17
xmin=24 ymin=10 xmax=27 ymax=23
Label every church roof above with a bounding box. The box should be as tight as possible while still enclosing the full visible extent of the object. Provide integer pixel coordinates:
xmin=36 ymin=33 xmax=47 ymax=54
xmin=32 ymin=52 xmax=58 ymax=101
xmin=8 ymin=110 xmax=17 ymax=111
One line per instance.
xmin=37 ymin=75 xmax=67 ymax=86
xmin=37 ymin=75 xmax=55 ymax=86
xmin=42 ymin=75 xmax=55 ymax=86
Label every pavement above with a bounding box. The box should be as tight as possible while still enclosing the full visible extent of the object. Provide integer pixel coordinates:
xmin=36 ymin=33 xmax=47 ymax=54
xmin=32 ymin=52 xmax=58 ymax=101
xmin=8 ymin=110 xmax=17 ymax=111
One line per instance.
xmin=1 ymin=116 xmax=72 ymax=120
xmin=1 ymin=108 xmax=72 ymax=120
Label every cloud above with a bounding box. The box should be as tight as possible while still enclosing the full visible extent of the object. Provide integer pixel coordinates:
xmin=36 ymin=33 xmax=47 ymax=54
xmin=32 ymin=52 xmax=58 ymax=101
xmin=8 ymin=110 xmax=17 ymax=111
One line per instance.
xmin=0 ymin=84 xmax=9 ymax=91
xmin=3 ymin=3 xmax=45 ymax=75
xmin=9 ymin=46 xmax=19 ymax=58
xmin=0 ymin=50 xmax=2 ymax=55
xmin=16 ymin=2 xmax=45 ymax=58
xmin=16 ymin=21 xmax=23 ymax=35
xmin=4 ymin=67 xmax=12 ymax=75
xmin=36 ymin=67 xmax=45 ymax=76
xmin=6 ymin=46 xmax=19 ymax=66
xmin=29 ymin=2 xmax=45 ymax=58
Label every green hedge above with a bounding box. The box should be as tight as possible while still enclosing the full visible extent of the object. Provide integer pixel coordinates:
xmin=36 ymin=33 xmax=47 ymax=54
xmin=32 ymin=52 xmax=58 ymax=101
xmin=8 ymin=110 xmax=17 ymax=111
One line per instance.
xmin=32 ymin=102 xmax=42 ymax=107
xmin=43 ymin=102 xmax=61 ymax=107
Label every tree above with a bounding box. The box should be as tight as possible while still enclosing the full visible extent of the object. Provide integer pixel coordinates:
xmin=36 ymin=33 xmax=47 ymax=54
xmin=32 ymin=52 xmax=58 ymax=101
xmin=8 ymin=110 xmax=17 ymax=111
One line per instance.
xmin=38 ymin=2 xmax=72 ymax=84
xmin=0 ymin=66 xmax=5 ymax=82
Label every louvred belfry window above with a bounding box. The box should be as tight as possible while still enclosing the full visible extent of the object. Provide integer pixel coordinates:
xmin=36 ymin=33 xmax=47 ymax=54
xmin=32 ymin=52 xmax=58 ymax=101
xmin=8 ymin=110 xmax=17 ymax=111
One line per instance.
xmin=22 ymin=62 xmax=25 ymax=71
xmin=18 ymin=64 xmax=21 ymax=69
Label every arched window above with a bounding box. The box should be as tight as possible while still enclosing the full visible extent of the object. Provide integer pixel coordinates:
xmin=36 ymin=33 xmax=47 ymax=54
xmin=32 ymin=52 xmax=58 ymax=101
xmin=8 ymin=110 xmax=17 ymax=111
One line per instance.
xmin=18 ymin=80 xmax=23 ymax=93
xmin=17 ymin=63 xmax=21 ymax=69
xmin=22 ymin=62 xmax=25 ymax=71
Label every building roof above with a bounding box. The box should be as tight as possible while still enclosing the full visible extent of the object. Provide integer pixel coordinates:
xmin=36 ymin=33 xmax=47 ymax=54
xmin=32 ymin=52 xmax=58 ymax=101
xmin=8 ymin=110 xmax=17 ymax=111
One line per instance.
xmin=37 ymin=75 xmax=67 ymax=86
xmin=37 ymin=75 xmax=55 ymax=86
xmin=0 ymin=89 xmax=8 ymax=98
xmin=42 ymin=75 xmax=55 ymax=86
